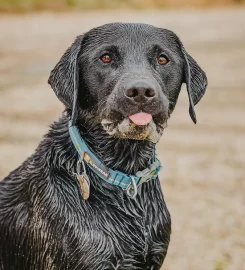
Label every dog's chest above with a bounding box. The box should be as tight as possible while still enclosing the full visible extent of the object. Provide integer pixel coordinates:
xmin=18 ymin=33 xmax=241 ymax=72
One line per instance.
xmin=31 ymin=179 xmax=170 ymax=270
xmin=58 ymin=184 xmax=170 ymax=269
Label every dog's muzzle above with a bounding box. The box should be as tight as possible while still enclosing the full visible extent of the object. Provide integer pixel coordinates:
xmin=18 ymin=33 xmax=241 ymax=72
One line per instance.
xmin=101 ymin=75 xmax=169 ymax=142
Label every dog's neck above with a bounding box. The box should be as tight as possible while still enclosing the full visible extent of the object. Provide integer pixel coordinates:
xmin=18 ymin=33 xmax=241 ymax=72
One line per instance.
xmin=43 ymin=113 xmax=156 ymax=177
xmin=77 ymin=115 xmax=156 ymax=176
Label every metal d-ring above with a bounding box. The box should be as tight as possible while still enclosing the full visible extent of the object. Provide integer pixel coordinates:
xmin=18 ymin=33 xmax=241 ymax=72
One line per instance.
xmin=75 ymin=157 xmax=87 ymax=176
xmin=127 ymin=176 xmax=138 ymax=199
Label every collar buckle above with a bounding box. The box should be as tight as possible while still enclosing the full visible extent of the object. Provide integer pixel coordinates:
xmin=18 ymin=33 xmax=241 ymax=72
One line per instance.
xmin=126 ymin=159 xmax=162 ymax=199
xmin=136 ymin=159 xmax=162 ymax=186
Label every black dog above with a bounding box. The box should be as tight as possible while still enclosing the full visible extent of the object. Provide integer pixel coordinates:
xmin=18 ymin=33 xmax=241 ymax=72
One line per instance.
xmin=0 ymin=23 xmax=207 ymax=270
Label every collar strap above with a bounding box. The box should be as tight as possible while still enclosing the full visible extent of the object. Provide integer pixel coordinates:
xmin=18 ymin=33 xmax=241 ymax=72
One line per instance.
xmin=68 ymin=121 xmax=161 ymax=197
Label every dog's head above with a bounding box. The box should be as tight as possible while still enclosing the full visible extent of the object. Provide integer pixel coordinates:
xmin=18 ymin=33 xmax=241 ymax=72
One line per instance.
xmin=49 ymin=23 xmax=207 ymax=143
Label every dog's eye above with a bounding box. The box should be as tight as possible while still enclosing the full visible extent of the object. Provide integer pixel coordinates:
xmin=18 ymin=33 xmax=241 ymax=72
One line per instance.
xmin=100 ymin=54 xmax=112 ymax=63
xmin=157 ymin=54 xmax=169 ymax=65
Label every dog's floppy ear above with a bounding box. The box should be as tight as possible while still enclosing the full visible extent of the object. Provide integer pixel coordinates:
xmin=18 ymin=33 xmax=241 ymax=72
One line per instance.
xmin=181 ymin=46 xmax=208 ymax=124
xmin=48 ymin=35 xmax=84 ymax=109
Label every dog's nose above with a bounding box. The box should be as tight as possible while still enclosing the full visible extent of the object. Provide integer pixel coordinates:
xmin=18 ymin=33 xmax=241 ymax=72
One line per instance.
xmin=124 ymin=82 xmax=156 ymax=103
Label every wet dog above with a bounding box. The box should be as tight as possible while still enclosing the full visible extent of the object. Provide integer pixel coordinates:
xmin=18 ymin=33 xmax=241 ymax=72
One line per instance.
xmin=0 ymin=23 xmax=207 ymax=270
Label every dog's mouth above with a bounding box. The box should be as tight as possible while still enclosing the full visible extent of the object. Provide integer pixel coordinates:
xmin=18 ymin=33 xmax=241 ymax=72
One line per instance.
xmin=101 ymin=111 xmax=167 ymax=143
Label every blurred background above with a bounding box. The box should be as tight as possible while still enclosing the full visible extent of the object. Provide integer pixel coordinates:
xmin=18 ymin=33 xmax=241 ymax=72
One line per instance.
xmin=0 ymin=1 xmax=245 ymax=269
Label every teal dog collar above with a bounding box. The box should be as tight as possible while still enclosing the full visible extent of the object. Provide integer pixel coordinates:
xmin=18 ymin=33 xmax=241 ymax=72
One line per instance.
xmin=69 ymin=121 xmax=161 ymax=198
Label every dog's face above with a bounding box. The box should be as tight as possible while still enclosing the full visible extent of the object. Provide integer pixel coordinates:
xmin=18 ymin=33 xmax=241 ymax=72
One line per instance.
xmin=49 ymin=23 xmax=207 ymax=142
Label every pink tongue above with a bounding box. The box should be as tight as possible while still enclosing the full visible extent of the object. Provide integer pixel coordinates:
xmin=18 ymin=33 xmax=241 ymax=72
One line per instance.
xmin=128 ymin=112 xmax=152 ymax=126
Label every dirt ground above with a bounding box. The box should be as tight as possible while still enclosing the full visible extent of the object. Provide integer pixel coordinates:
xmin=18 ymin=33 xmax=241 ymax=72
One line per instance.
xmin=0 ymin=8 xmax=245 ymax=270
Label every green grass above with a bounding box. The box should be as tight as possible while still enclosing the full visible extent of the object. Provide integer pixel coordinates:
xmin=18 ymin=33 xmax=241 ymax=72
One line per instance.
xmin=0 ymin=0 xmax=135 ymax=11
xmin=214 ymin=260 xmax=227 ymax=270
xmin=0 ymin=0 xmax=244 ymax=12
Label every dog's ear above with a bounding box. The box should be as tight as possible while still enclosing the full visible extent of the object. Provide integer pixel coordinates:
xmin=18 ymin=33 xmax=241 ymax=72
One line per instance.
xmin=181 ymin=46 xmax=208 ymax=124
xmin=48 ymin=35 xmax=84 ymax=109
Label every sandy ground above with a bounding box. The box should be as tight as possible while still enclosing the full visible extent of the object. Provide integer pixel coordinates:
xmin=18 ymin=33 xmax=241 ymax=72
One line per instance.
xmin=0 ymin=8 xmax=245 ymax=270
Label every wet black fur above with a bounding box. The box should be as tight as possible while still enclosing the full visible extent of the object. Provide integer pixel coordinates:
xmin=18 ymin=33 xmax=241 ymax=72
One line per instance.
xmin=0 ymin=23 xmax=207 ymax=270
